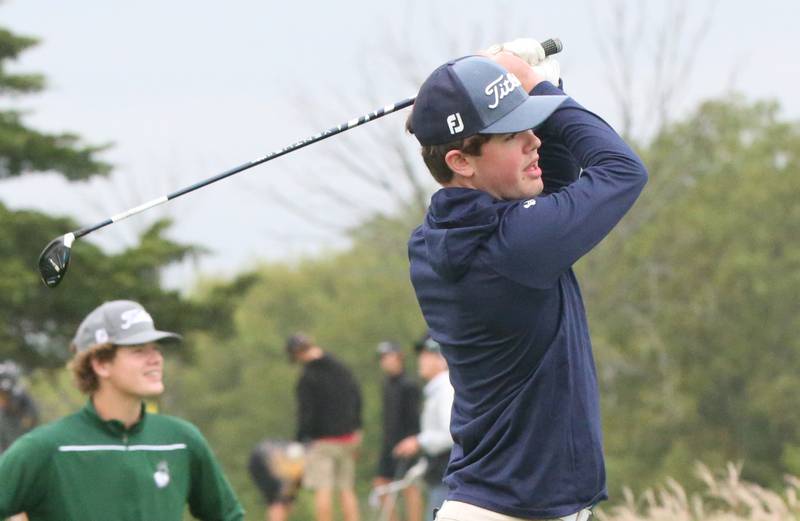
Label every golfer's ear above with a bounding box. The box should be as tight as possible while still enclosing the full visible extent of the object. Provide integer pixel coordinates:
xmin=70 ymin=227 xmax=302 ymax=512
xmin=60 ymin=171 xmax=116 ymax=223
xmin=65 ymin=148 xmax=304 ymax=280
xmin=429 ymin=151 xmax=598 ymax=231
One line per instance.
xmin=91 ymin=356 xmax=111 ymax=379
xmin=445 ymin=150 xmax=474 ymax=179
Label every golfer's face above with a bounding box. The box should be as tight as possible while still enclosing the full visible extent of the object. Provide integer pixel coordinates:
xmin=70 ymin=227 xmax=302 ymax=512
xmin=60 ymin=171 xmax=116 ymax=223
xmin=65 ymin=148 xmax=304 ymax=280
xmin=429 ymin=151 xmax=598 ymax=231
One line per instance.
xmin=379 ymin=353 xmax=402 ymax=374
xmin=102 ymin=343 xmax=165 ymax=399
xmin=467 ymin=130 xmax=543 ymax=200
xmin=417 ymin=351 xmax=445 ymax=381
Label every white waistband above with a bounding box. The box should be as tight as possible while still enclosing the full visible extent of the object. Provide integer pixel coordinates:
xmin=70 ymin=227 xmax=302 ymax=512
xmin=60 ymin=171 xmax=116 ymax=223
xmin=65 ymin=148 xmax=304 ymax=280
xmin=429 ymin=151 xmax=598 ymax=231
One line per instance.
xmin=436 ymin=500 xmax=591 ymax=521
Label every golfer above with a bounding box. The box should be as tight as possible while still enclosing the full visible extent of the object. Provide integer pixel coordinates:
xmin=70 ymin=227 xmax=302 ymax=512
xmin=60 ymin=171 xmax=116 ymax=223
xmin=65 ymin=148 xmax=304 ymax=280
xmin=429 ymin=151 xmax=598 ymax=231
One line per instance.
xmin=0 ymin=300 xmax=244 ymax=521
xmin=247 ymin=439 xmax=305 ymax=521
xmin=406 ymin=40 xmax=648 ymax=521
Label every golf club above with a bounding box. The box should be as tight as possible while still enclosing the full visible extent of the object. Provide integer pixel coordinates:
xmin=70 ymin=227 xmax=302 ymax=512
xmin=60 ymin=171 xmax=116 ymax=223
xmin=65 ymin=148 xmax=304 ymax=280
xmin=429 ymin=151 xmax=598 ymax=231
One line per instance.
xmin=38 ymin=38 xmax=563 ymax=288
xmin=368 ymin=458 xmax=428 ymax=521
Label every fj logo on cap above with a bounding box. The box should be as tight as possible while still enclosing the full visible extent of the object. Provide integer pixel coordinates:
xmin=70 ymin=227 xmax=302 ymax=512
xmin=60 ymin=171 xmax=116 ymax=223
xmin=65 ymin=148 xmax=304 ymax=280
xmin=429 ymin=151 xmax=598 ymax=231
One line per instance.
xmin=120 ymin=308 xmax=154 ymax=330
xmin=485 ymin=73 xmax=522 ymax=109
xmin=447 ymin=113 xmax=464 ymax=135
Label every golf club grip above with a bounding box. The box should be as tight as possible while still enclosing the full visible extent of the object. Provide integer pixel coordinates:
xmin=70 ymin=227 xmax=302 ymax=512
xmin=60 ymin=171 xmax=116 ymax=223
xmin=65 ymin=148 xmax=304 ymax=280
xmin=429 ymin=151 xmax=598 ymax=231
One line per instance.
xmin=541 ymin=38 xmax=562 ymax=57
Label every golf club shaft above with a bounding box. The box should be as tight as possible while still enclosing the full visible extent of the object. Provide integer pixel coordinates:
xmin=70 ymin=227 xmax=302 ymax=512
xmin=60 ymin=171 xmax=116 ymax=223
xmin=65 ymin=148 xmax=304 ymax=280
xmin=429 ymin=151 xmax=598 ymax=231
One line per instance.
xmin=71 ymin=97 xmax=415 ymax=239
xmin=70 ymin=37 xmax=562 ymax=240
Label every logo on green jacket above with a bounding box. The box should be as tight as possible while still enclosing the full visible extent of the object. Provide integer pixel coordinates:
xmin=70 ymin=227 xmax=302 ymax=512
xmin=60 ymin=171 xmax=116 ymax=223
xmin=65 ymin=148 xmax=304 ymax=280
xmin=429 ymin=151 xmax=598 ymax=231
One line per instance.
xmin=154 ymin=460 xmax=170 ymax=488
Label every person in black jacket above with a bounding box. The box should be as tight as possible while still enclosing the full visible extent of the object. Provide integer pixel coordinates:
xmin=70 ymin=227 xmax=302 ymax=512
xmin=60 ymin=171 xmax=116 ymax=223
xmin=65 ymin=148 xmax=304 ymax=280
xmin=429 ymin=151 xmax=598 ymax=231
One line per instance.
xmin=286 ymin=333 xmax=362 ymax=521
xmin=373 ymin=341 xmax=422 ymax=521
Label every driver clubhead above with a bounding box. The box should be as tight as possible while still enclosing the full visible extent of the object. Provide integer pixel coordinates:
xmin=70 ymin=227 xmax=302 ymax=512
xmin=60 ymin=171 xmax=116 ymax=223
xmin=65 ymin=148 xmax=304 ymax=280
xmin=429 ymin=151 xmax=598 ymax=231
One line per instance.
xmin=38 ymin=233 xmax=75 ymax=288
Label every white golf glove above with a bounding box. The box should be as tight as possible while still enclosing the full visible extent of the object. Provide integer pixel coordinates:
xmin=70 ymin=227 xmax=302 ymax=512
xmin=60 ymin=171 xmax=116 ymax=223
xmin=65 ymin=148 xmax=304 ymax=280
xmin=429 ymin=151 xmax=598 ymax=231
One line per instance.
xmin=532 ymin=57 xmax=561 ymax=87
xmin=486 ymin=38 xmax=561 ymax=86
xmin=486 ymin=38 xmax=546 ymax=66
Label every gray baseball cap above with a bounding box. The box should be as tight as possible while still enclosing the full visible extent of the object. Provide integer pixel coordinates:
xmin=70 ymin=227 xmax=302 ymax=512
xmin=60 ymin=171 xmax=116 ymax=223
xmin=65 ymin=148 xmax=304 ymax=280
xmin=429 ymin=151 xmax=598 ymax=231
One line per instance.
xmin=414 ymin=334 xmax=442 ymax=354
xmin=376 ymin=341 xmax=401 ymax=357
xmin=71 ymin=300 xmax=182 ymax=353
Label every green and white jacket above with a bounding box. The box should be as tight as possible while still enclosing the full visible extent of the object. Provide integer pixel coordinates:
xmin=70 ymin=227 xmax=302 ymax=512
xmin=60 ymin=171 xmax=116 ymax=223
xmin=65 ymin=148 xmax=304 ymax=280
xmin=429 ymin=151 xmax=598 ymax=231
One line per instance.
xmin=0 ymin=400 xmax=243 ymax=521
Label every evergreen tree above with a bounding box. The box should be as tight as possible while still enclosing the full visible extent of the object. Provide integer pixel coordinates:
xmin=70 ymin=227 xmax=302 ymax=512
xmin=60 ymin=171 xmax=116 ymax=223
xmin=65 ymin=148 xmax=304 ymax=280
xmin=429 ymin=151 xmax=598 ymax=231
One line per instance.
xmin=0 ymin=24 xmax=202 ymax=368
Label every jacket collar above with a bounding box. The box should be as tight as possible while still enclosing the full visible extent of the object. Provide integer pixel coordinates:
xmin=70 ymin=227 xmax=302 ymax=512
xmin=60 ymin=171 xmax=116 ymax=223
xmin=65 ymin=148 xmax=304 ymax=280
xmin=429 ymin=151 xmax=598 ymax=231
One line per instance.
xmin=82 ymin=398 xmax=148 ymax=437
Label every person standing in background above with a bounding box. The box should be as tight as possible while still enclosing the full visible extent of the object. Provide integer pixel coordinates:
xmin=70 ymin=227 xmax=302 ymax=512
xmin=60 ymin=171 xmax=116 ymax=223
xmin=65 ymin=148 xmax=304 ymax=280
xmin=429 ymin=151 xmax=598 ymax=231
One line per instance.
xmin=287 ymin=333 xmax=363 ymax=521
xmin=374 ymin=341 xmax=422 ymax=521
xmin=393 ymin=335 xmax=454 ymax=521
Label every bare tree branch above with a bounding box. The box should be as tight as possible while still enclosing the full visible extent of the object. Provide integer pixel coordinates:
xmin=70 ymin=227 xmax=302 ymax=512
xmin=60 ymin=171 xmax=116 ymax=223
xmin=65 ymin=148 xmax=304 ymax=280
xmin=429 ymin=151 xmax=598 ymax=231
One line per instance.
xmin=590 ymin=0 xmax=718 ymax=142
xmin=389 ymin=138 xmax=429 ymax=215
xmin=238 ymin=180 xmax=351 ymax=234
xmin=286 ymin=164 xmax=376 ymax=214
xmin=225 ymin=2 xmax=723 ymax=251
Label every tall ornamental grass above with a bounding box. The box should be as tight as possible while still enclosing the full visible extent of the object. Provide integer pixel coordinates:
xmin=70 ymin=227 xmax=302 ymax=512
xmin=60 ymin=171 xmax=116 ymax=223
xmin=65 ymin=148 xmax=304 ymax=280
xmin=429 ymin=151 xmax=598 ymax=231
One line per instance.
xmin=597 ymin=463 xmax=800 ymax=521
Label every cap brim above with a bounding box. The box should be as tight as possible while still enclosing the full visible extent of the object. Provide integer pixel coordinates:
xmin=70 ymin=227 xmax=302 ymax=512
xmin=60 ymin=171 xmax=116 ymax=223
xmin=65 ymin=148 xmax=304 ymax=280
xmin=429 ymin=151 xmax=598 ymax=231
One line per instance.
xmin=482 ymin=95 xmax=567 ymax=135
xmin=115 ymin=330 xmax=182 ymax=346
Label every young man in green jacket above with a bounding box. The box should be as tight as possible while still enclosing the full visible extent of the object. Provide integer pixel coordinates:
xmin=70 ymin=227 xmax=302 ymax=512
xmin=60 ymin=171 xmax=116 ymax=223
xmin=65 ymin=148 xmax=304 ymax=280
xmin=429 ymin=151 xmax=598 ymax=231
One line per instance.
xmin=0 ymin=300 xmax=244 ymax=521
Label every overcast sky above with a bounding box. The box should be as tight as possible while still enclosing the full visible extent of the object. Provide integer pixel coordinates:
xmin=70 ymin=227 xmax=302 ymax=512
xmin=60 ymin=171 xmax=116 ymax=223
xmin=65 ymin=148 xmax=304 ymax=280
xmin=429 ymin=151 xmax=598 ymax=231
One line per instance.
xmin=2 ymin=0 xmax=798 ymax=288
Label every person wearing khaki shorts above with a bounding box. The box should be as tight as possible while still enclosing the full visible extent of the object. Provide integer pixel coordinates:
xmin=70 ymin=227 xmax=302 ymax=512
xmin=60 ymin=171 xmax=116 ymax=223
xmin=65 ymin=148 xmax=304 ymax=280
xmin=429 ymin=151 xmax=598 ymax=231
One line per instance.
xmin=287 ymin=333 xmax=363 ymax=521
xmin=304 ymin=438 xmax=359 ymax=490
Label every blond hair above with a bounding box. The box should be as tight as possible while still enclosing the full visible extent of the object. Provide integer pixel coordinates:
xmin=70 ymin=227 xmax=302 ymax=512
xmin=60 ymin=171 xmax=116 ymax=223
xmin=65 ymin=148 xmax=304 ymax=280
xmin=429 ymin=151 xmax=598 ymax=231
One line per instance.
xmin=67 ymin=343 xmax=118 ymax=394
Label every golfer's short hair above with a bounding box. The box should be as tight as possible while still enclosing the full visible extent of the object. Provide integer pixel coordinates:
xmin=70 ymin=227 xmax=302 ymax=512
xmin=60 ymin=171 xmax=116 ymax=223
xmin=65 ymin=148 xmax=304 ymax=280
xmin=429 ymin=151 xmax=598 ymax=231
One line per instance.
xmin=68 ymin=342 xmax=118 ymax=394
xmin=285 ymin=332 xmax=314 ymax=357
xmin=406 ymin=113 xmax=491 ymax=184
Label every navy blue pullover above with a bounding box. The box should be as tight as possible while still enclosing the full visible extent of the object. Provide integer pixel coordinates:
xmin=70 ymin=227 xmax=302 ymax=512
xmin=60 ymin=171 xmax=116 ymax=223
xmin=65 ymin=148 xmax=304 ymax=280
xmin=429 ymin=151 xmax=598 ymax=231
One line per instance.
xmin=408 ymin=82 xmax=648 ymax=518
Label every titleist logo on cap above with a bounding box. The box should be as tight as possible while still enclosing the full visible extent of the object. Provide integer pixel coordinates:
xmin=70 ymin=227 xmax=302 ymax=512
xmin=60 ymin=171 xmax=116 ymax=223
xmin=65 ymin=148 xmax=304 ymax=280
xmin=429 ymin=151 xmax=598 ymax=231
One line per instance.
xmin=485 ymin=73 xmax=522 ymax=109
xmin=120 ymin=308 xmax=154 ymax=330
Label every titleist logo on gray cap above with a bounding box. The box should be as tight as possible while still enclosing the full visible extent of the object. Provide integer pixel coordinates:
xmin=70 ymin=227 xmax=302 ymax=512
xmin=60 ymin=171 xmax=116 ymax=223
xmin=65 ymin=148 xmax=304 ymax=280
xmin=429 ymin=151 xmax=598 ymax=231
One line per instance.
xmin=71 ymin=300 xmax=181 ymax=352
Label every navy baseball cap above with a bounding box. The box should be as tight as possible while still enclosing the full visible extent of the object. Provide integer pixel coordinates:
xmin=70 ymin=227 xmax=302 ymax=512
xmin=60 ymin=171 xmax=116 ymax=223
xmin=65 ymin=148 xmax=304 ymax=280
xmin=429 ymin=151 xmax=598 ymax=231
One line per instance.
xmin=411 ymin=55 xmax=567 ymax=146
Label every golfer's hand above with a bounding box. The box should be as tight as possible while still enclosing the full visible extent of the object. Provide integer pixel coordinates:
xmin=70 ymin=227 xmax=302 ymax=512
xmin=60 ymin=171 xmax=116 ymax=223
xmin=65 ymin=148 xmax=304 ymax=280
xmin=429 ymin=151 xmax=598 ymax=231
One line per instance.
xmin=487 ymin=38 xmax=546 ymax=66
xmin=392 ymin=435 xmax=420 ymax=458
xmin=484 ymin=51 xmax=546 ymax=92
xmin=373 ymin=476 xmax=390 ymax=487
xmin=486 ymin=38 xmax=561 ymax=89
xmin=532 ymin=57 xmax=561 ymax=87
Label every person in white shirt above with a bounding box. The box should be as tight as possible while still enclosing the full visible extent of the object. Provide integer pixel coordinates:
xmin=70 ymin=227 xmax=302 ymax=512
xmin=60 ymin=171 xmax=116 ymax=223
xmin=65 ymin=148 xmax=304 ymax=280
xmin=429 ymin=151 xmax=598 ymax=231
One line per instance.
xmin=393 ymin=335 xmax=455 ymax=521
